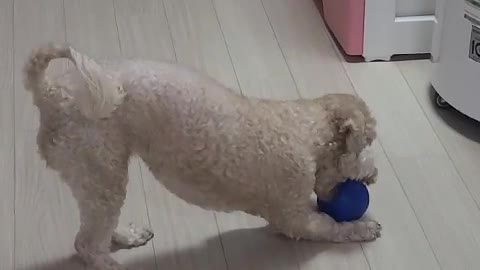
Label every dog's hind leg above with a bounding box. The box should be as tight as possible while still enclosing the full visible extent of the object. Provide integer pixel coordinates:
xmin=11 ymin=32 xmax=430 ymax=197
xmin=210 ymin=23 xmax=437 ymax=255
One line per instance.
xmin=64 ymin=161 xmax=131 ymax=270
xmin=112 ymin=223 xmax=154 ymax=250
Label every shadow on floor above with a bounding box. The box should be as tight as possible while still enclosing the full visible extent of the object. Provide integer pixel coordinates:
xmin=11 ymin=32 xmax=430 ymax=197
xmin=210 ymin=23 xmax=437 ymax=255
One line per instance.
xmin=429 ymin=86 xmax=480 ymax=144
xmin=19 ymin=227 xmax=361 ymax=270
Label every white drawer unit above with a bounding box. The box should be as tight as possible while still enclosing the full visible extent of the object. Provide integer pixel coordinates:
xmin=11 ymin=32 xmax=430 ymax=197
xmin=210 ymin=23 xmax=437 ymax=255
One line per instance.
xmin=432 ymin=0 xmax=480 ymax=121
xmin=363 ymin=0 xmax=437 ymax=61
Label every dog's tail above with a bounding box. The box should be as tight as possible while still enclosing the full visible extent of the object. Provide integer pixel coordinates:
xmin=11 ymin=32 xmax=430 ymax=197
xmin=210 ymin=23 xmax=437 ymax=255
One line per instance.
xmin=23 ymin=43 xmax=125 ymax=119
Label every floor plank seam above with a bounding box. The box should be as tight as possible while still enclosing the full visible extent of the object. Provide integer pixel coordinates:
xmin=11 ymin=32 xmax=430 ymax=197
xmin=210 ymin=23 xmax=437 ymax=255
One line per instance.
xmin=396 ymin=62 xmax=480 ymax=212
xmin=136 ymin=161 xmax=160 ymax=270
xmin=213 ymin=214 xmax=232 ymax=270
xmin=11 ymin=0 xmax=16 ymax=269
xmin=159 ymin=0 xmax=179 ymax=63
xmin=112 ymin=0 xmax=123 ymax=56
xmin=210 ymin=0 xmax=243 ymax=95
xmin=260 ymin=0 xmax=302 ymax=98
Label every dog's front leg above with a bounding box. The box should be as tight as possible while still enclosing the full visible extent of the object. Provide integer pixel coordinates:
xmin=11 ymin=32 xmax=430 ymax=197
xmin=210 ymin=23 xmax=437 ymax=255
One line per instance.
xmin=339 ymin=146 xmax=377 ymax=185
xmin=269 ymin=202 xmax=381 ymax=242
xmin=267 ymin=173 xmax=381 ymax=242
xmin=314 ymin=168 xmax=340 ymax=201
xmin=361 ymin=166 xmax=378 ymax=185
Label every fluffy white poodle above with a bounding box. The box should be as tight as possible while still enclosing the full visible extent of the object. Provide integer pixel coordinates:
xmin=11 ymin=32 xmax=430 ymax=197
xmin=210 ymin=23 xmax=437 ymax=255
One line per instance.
xmin=23 ymin=43 xmax=380 ymax=270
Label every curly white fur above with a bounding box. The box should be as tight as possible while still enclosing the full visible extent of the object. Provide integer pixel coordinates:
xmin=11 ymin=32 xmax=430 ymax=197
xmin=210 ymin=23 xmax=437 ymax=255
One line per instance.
xmin=24 ymin=43 xmax=125 ymax=119
xmin=23 ymin=43 xmax=381 ymax=270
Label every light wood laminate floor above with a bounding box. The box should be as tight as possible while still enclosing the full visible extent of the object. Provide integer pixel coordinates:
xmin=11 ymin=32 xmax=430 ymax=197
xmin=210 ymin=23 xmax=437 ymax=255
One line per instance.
xmin=2 ymin=0 xmax=480 ymax=269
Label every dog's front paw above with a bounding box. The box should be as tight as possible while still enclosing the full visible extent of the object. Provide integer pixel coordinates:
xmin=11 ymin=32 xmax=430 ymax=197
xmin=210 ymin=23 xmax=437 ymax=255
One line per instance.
xmin=333 ymin=219 xmax=381 ymax=242
xmin=350 ymin=220 xmax=382 ymax=241
xmin=361 ymin=167 xmax=378 ymax=185
xmin=112 ymin=223 xmax=154 ymax=250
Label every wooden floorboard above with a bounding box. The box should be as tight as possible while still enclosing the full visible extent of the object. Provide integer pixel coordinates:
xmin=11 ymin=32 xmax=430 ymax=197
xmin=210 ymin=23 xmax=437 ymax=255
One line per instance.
xmin=0 ymin=0 xmax=15 ymax=269
xmin=8 ymin=1 xmax=480 ymax=270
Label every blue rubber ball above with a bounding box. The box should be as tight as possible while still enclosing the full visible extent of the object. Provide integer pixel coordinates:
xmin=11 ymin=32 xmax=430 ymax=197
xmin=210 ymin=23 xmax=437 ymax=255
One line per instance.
xmin=317 ymin=179 xmax=369 ymax=222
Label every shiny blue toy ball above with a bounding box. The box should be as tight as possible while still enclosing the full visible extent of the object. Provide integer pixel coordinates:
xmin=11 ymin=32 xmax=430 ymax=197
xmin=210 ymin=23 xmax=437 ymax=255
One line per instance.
xmin=317 ymin=179 xmax=369 ymax=222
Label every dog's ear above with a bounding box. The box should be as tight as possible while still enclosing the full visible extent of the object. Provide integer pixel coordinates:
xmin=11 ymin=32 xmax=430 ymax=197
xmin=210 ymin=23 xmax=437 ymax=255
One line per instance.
xmin=338 ymin=115 xmax=366 ymax=154
xmin=336 ymin=116 xmax=368 ymax=178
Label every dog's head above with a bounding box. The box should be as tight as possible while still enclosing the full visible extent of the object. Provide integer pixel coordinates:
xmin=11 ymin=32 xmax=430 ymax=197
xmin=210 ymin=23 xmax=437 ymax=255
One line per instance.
xmin=320 ymin=93 xmax=376 ymax=153
xmin=316 ymin=94 xmax=377 ymax=179
xmin=335 ymin=97 xmax=376 ymax=154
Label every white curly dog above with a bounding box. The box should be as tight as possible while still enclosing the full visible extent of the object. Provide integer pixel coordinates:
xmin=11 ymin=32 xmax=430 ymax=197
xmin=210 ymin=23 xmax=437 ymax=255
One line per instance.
xmin=23 ymin=43 xmax=381 ymax=270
